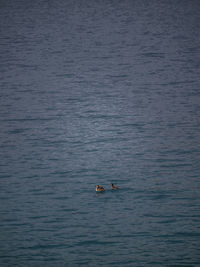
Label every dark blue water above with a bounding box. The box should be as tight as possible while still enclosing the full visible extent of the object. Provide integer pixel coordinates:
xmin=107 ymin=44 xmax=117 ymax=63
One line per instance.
xmin=1 ymin=0 xmax=200 ymax=266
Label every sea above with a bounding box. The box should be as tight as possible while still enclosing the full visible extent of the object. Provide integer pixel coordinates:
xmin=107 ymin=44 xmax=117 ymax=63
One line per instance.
xmin=0 ymin=0 xmax=200 ymax=266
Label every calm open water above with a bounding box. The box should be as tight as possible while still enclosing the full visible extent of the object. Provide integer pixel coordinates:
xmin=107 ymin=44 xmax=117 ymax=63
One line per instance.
xmin=0 ymin=0 xmax=200 ymax=266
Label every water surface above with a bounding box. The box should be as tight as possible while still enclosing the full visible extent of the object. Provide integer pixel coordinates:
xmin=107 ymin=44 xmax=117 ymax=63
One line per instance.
xmin=0 ymin=0 xmax=200 ymax=266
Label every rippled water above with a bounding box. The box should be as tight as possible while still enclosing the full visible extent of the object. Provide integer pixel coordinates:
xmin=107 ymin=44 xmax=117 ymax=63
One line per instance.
xmin=1 ymin=0 xmax=200 ymax=266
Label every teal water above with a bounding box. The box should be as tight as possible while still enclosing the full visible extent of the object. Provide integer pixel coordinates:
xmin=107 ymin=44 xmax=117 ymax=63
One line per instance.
xmin=0 ymin=0 xmax=200 ymax=266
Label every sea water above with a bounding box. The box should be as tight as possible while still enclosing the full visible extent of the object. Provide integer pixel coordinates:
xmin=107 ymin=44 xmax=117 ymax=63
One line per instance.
xmin=0 ymin=0 xmax=200 ymax=266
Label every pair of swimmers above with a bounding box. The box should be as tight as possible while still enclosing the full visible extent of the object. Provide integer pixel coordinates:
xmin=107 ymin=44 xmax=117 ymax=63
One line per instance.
xmin=96 ymin=183 xmax=119 ymax=192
